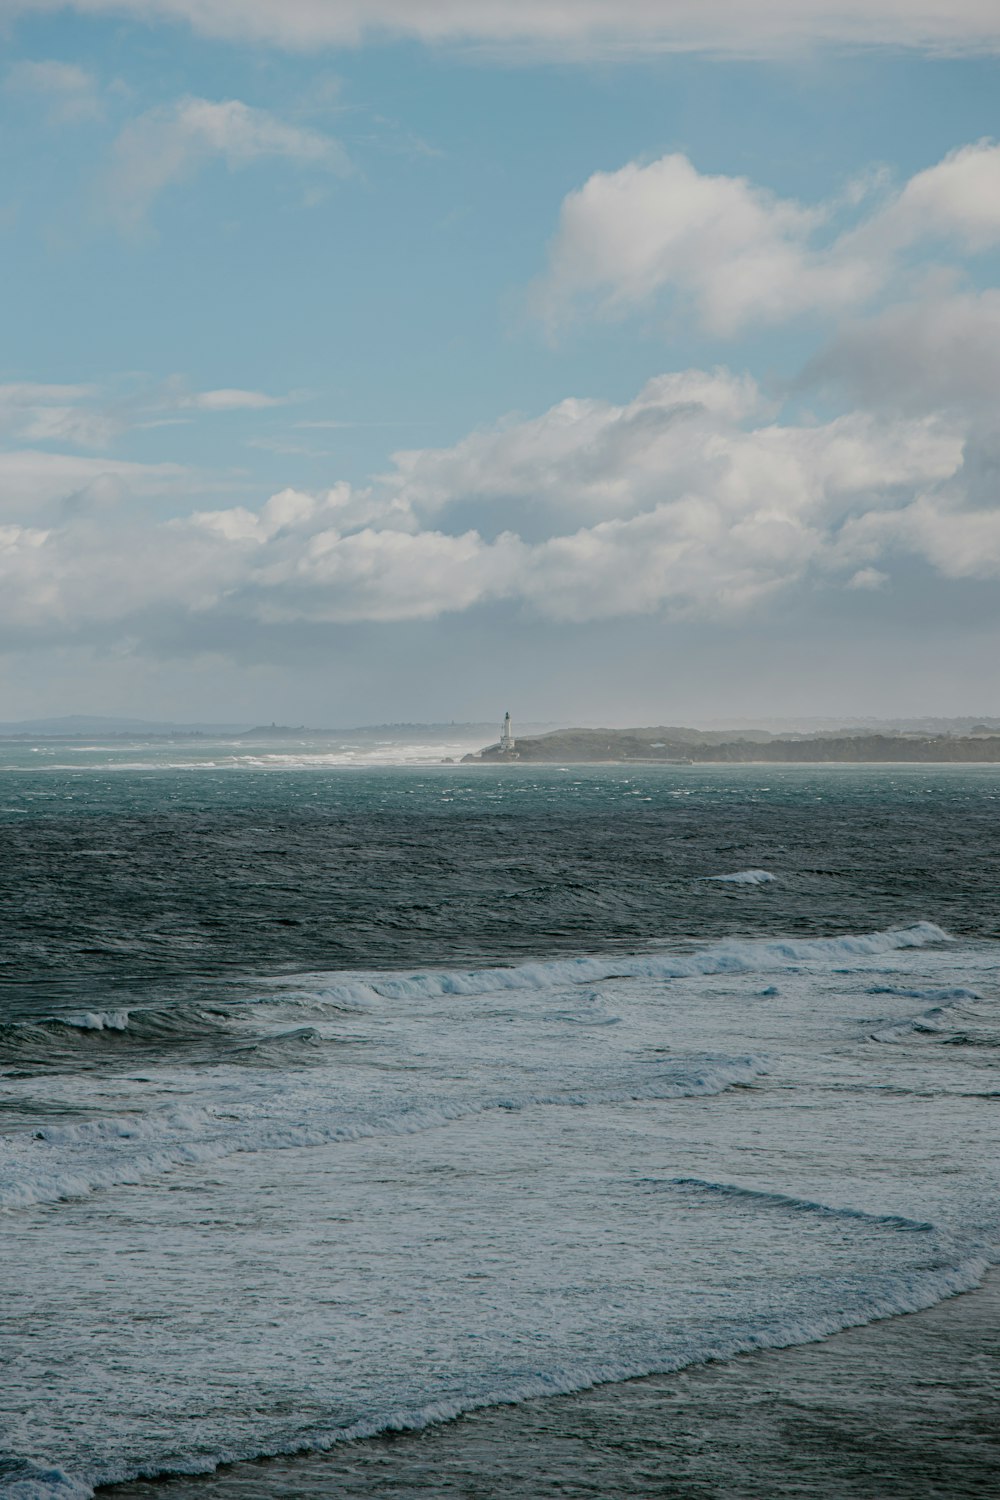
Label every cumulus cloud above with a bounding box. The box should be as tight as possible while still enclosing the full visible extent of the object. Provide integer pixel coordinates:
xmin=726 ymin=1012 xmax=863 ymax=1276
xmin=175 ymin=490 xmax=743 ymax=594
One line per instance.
xmin=4 ymin=1 xmax=1000 ymax=55
xmin=0 ymin=368 xmax=984 ymax=648
xmin=5 ymin=58 xmax=102 ymax=121
xmin=873 ymin=141 xmax=1000 ymax=253
xmin=382 ymin=369 xmax=770 ymax=525
xmin=536 ymin=141 xmax=1000 ymax=335
xmin=106 ymin=96 xmax=350 ymax=227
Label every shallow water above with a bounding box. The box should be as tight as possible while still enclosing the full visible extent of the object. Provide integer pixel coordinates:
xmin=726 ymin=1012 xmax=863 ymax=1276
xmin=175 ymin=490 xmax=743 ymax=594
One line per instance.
xmin=1 ymin=750 xmax=998 ymax=1498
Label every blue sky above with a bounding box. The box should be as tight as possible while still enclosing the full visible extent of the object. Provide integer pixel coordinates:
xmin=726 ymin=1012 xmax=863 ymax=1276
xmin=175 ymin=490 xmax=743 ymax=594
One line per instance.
xmin=2 ymin=2 xmax=1000 ymax=724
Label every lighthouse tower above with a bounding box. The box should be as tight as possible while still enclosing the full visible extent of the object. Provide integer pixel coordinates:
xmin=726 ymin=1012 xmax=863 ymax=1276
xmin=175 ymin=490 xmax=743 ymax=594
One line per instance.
xmin=500 ymin=710 xmax=515 ymax=753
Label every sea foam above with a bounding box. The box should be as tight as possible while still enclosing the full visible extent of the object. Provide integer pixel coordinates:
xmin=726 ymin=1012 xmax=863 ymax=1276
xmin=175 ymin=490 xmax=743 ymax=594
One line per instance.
xmin=1 ymin=1055 xmax=767 ymax=1212
xmin=12 ymin=1250 xmax=994 ymax=1500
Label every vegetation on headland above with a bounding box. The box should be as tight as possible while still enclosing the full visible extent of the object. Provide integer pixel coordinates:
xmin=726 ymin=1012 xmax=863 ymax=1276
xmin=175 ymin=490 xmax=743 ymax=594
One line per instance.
xmin=466 ymin=727 xmax=1000 ymax=764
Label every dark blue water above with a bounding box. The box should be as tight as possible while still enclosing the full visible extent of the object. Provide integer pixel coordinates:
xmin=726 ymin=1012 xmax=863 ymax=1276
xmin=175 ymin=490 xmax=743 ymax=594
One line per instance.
xmin=3 ymin=761 xmax=999 ymax=1025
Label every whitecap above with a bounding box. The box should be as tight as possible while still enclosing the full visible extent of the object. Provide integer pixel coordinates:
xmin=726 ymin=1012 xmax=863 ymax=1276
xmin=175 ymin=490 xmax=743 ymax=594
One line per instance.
xmin=286 ymin=922 xmax=950 ymax=1009
xmin=58 ymin=1011 xmax=131 ymax=1032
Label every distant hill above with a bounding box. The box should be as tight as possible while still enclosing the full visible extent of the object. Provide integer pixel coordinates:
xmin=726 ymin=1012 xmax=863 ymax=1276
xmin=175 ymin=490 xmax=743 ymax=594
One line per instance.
xmin=698 ymin=716 xmax=1000 ymax=737
xmin=467 ymin=726 xmax=1000 ymax=764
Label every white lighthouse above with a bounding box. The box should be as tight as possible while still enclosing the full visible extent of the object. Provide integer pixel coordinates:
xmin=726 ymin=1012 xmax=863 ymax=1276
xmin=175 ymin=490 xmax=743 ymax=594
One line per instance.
xmin=500 ymin=710 xmax=515 ymax=753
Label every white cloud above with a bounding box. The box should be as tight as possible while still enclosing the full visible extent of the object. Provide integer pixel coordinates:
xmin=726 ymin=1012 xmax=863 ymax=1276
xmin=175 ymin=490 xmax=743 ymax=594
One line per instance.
xmin=383 ymin=370 xmax=770 ymax=522
xmin=379 ymin=371 xmax=959 ymax=537
xmin=5 ymin=1 xmax=1000 ymax=55
xmin=536 ymin=141 xmax=1000 ymax=335
xmin=106 ymin=96 xmax=350 ymax=228
xmin=5 ymin=58 xmax=101 ymax=121
xmin=535 ymin=156 xmax=870 ymax=335
xmin=875 ymin=141 xmax=1000 ymax=253
xmin=253 ymin=525 xmax=526 ymax=624
xmin=0 ymin=369 xmax=979 ymax=644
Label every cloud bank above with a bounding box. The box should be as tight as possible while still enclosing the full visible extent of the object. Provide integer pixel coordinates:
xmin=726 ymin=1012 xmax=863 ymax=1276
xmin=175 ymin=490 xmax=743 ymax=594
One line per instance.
xmin=5 ymin=0 xmax=1000 ymax=54
xmin=2 ymin=367 xmax=990 ymax=652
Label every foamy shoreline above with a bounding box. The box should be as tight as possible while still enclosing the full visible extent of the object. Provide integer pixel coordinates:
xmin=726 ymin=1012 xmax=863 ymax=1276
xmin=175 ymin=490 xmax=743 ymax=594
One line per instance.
xmin=99 ymin=1271 xmax=1000 ymax=1498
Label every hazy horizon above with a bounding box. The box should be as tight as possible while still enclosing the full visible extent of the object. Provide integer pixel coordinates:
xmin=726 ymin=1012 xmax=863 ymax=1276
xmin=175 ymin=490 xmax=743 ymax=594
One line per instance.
xmin=3 ymin=710 xmax=1000 ymax=739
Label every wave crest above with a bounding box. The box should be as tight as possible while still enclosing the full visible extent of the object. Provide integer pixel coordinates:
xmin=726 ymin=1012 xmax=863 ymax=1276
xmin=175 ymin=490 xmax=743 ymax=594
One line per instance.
xmin=286 ymin=923 xmax=951 ymax=1009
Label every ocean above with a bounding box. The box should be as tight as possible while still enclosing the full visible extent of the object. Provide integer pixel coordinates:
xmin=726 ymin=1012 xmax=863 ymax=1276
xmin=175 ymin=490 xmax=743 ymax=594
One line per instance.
xmin=1 ymin=739 xmax=998 ymax=1498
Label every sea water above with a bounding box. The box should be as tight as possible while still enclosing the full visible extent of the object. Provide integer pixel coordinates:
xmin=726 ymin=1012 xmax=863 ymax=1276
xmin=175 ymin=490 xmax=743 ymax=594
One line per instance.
xmin=1 ymin=749 xmax=998 ymax=1497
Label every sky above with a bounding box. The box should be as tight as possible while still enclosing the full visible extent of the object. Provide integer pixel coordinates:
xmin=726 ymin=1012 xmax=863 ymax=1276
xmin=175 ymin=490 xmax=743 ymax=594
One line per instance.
xmin=1 ymin=1 xmax=1000 ymax=726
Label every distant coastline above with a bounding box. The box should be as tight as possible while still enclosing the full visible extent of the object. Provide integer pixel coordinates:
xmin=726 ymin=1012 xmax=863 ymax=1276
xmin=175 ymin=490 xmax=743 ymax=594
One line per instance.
xmin=465 ymin=726 xmax=1000 ymax=764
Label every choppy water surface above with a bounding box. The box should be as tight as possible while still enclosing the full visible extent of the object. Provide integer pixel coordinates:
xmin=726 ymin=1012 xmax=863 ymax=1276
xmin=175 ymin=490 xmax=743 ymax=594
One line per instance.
xmin=0 ymin=747 xmax=998 ymax=1498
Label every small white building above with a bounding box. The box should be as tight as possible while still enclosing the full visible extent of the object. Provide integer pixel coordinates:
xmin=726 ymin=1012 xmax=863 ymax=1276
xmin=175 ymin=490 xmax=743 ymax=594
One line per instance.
xmin=500 ymin=710 xmax=515 ymax=753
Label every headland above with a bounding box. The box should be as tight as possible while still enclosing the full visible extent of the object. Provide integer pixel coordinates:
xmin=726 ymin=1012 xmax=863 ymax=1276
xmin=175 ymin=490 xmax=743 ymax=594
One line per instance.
xmin=465 ymin=725 xmax=1000 ymax=764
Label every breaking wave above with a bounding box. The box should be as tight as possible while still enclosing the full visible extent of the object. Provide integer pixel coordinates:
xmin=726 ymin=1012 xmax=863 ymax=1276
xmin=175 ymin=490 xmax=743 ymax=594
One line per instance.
xmin=0 ymin=923 xmax=953 ymax=1077
xmin=60 ymin=1011 xmax=132 ymax=1032
xmin=281 ymin=923 xmax=951 ymax=1009
xmin=703 ymin=869 xmax=776 ymax=885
